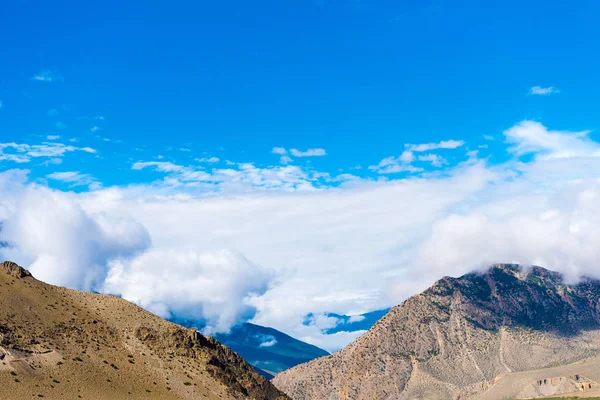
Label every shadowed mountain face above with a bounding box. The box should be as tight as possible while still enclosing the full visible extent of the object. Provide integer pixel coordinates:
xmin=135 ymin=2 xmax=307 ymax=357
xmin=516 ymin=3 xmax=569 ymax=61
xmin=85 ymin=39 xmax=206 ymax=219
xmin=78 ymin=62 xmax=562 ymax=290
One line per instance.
xmin=0 ymin=261 xmax=288 ymax=400
xmin=214 ymin=323 xmax=330 ymax=378
xmin=171 ymin=319 xmax=330 ymax=379
xmin=273 ymin=264 xmax=600 ymax=400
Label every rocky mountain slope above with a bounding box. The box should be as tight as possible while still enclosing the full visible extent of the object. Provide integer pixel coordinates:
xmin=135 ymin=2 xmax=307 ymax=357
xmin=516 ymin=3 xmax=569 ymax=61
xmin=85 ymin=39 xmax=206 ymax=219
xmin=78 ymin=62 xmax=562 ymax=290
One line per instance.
xmin=273 ymin=264 xmax=600 ymax=400
xmin=0 ymin=261 xmax=288 ymax=400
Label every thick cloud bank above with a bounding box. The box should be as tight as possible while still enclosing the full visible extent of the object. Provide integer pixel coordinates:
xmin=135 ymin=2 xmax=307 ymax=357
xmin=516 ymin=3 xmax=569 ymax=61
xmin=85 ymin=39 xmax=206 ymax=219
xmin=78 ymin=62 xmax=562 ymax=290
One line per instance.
xmin=3 ymin=121 xmax=600 ymax=351
xmin=104 ymin=249 xmax=273 ymax=334
xmin=0 ymin=185 xmax=150 ymax=290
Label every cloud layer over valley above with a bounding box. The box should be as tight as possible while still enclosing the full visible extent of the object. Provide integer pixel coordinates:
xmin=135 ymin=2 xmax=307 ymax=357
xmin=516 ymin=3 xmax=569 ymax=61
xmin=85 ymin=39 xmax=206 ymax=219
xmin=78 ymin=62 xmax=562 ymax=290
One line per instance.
xmin=3 ymin=120 xmax=600 ymax=351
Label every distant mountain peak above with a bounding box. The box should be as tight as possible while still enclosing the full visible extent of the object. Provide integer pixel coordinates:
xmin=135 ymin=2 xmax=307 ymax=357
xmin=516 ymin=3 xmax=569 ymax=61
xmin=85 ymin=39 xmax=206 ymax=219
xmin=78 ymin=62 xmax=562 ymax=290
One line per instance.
xmin=274 ymin=263 xmax=600 ymax=400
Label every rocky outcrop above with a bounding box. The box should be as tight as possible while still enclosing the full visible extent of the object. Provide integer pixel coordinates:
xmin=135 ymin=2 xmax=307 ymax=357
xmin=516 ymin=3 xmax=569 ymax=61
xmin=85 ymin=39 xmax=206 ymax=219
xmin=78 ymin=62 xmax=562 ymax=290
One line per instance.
xmin=0 ymin=261 xmax=32 ymax=279
xmin=136 ymin=325 xmax=287 ymax=400
xmin=273 ymin=264 xmax=600 ymax=400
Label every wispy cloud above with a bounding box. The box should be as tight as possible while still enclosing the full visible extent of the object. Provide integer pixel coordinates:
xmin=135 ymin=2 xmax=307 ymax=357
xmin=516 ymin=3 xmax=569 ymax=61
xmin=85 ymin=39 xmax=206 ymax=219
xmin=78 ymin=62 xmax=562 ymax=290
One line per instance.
xmin=530 ymin=85 xmax=560 ymax=95
xmin=32 ymin=70 xmax=63 ymax=82
xmin=258 ymin=336 xmax=278 ymax=348
xmin=131 ymin=159 xmax=330 ymax=191
xmin=505 ymin=120 xmax=596 ymax=159
xmin=271 ymin=147 xmax=288 ymax=155
xmin=290 ymin=148 xmax=327 ymax=157
xmin=132 ymin=161 xmax=185 ymax=173
xmin=47 ymin=171 xmax=100 ymax=189
xmin=46 ymin=135 xmax=61 ymax=140
xmin=418 ymin=153 xmax=447 ymax=167
xmin=271 ymin=147 xmax=295 ymax=164
xmin=0 ymin=153 xmax=30 ymax=163
xmin=406 ymin=139 xmax=464 ymax=152
xmin=40 ymin=158 xmax=63 ymax=166
xmin=368 ymin=156 xmax=423 ymax=174
xmin=0 ymin=141 xmax=97 ymax=163
xmin=280 ymin=155 xmax=293 ymax=164
xmin=195 ymin=157 xmax=220 ymax=163
xmin=370 ymin=140 xmax=462 ymax=174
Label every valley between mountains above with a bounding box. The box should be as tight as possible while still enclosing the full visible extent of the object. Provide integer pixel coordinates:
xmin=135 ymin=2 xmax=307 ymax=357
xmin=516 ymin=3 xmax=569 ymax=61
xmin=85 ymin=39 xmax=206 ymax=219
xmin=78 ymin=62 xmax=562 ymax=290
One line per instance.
xmin=3 ymin=260 xmax=600 ymax=400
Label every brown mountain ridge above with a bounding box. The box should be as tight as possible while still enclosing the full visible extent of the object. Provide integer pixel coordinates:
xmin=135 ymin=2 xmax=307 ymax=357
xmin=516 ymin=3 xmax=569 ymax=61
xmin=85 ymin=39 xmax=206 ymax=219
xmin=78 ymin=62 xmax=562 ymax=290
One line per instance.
xmin=0 ymin=261 xmax=289 ymax=400
xmin=273 ymin=264 xmax=600 ymax=400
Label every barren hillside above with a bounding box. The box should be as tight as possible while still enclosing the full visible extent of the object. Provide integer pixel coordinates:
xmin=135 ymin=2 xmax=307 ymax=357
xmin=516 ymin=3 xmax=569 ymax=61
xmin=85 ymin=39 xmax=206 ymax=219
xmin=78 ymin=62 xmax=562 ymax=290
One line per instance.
xmin=273 ymin=264 xmax=600 ymax=400
xmin=0 ymin=261 xmax=288 ymax=400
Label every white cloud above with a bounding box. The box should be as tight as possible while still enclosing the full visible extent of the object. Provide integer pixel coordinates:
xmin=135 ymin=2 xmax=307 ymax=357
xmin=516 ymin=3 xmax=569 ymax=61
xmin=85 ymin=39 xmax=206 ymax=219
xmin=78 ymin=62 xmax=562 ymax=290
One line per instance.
xmin=279 ymin=155 xmax=293 ymax=164
xmin=0 ymin=153 xmax=30 ymax=163
xmin=290 ymin=148 xmax=327 ymax=157
xmin=0 ymin=185 xmax=150 ymax=291
xmin=32 ymin=70 xmax=63 ymax=82
xmin=132 ymin=161 xmax=184 ymax=173
xmin=399 ymin=150 xmax=414 ymax=163
xmin=0 ymin=142 xmax=98 ymax=163
xmin=46 ymin=135 xmax=61 ymax=140
xmin=104 ymin=249 xmax=273 ymax=335
xmin=530 ymin=85 xmax=560 ymax=95
xmin=271 ymin=147 xmax=288 ymax=155
xmin=406 ymin=139 xmax=465 ymax=152
xmin=180 ymin=148 xmax=191 ymax=152
xmin=195 ymin=157 xmax=220 ymax=163
xmin=348 ymin=315 xmax=365 ymax=323
xmin=418 ymin=153 xmax=447 ymax=167
xmin=505 ymin=120 xmax=597 ymax=159
xmin=131 ymin=160 xmax=329 ymax=192
xmin=5 ymin=121 xmax=600 ymax=352
xmin=259 ymin=337 xmax=278 ymax=348
xmin=40 ymin=158 xmax=63 ymax=167
xmin=47 ymin=171 xmax=100 ymax=189
xmin=368 ymin=155 xmax=423 ymax=174
xmin=370 ymin=140 xmax=463 ymax=174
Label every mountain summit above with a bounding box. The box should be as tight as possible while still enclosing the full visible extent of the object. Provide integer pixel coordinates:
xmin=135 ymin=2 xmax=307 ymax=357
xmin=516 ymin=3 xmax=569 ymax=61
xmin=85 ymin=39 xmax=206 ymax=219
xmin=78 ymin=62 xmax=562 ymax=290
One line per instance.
xmin=273 ymin=264 xmax=600 ymax=399
xmin=0 ymin=261 xmax=288 ymax=400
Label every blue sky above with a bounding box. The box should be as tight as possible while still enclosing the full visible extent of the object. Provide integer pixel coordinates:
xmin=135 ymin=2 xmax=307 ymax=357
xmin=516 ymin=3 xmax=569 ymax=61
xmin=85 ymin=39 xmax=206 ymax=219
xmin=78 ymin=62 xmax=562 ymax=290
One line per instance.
xmin=3 ymin=1 xmax=600 ymax=351
xmin=2 ymin=0 xmax=600 ymax=190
